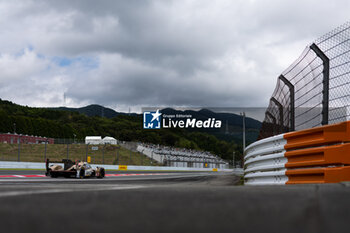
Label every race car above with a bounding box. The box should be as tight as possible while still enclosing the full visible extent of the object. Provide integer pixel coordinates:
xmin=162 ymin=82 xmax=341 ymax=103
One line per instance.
xmin=45 ymin=158 xmax=105 ymax=179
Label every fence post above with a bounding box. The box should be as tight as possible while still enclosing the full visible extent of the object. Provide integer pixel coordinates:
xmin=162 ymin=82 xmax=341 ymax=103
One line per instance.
xmin=67 ymin=143 xmax=69 ymax=160
xmin=85 ymin=144 xmax=88 ymax=161
xmin=279 ymin=75 xmax=295 ymax=131
xmin=116 ymin=148 xmax=119 ymax=165
xmin=266 ymin=111 xmax=276 ymax=124
xmin=151 ymin=151 xmax=153 ymax=165
xmin=129 ymin=150 xmax=132 ymax=165
xmin=232 ymin=151 xmax=235 ymax=168
xmin=310 ymin=43 xmax=329 ymax=125
xmin=266 ymin=111 xmax=277 ymax=136
xmin=271 ymin=97 xmax=284 ymax=133
xmin=44 ymin=140 xmax=47 ymax=161
xmin=17 ymin=137 xmax=21 ymax=162
xmin=102 ymin=143 xmax=105 ymax=164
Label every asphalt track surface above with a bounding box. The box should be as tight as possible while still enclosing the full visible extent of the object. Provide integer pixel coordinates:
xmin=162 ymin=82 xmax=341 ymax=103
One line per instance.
xmin=0 ymin=169 xmax=194 ymax=175
xmin=0 ymin=171 xmax=350 ymax=233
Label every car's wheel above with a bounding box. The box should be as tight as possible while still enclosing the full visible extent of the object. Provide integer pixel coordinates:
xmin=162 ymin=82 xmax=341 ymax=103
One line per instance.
xmin=79 ymin=168 xmax=85 ymax=178
xmin=97 ymin=168 xmax=105 ymax=179
xmin=50 ymin=172 xmax=58 ymax=178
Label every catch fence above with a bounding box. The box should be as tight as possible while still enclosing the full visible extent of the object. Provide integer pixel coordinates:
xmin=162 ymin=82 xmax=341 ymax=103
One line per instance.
xmin=259 ymin=22 xmax=350 ymax=139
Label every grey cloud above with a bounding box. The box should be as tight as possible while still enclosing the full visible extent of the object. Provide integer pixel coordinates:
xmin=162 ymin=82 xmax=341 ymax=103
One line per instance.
xmin=0 ymin=0 xmax=349 ymax=111
xmin=65 ymin=53 xmax=270 ymax=108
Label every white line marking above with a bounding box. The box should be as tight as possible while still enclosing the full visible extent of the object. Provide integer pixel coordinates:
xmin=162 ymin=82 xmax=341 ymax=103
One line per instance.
xmin=0 ymin=185 xmax=145 ymax=198
xmin=0 ymin=173 xmax=214 ymax=183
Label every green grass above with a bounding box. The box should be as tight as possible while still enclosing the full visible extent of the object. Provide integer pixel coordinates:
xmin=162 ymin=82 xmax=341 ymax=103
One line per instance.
xmin=0 ymin=143 xmax=158 ymax=166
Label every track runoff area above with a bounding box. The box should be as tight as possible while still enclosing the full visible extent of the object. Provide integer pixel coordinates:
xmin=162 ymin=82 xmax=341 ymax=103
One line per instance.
xmin=0 ymin=169 xmax=350 ymax=233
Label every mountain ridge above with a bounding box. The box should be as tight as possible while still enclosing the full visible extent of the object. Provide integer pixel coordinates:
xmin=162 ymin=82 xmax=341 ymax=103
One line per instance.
xmin=50 ymin=105 xmax=261 ymax=130
xmin=0 ymin=99 xmax=261 ymax=161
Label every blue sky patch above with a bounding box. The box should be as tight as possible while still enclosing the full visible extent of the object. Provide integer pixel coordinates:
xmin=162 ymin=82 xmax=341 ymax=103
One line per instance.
xmin=52 ymin=56 xmax=99 ymax=69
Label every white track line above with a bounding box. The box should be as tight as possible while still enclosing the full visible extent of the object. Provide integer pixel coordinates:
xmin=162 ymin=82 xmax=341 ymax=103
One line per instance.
xmin=0 ymin=173 xmax=172 ymax=178
xmin=0 ymin=185 xmax=145 ymax=198
xmin=0 ymin=173 xmax=214 ymax=183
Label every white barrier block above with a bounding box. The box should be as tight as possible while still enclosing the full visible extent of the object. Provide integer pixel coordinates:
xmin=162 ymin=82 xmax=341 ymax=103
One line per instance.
xmin=244 ymin=134 xmax=288 ymax=185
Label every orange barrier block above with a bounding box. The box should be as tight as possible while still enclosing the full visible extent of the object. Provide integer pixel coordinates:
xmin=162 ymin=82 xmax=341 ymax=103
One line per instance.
xmin=286 ymin=166 xmax=350 ymax=184
xmin=284 ymin=121 xmax=350 ymax=150
xmin=285 ymin=143 xmax=350 ymax=168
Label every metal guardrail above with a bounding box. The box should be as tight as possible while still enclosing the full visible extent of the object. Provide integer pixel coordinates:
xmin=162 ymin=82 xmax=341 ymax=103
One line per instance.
xmin=244 ymin=121 xmax=350 ymax=185
xmin=244 ymin=134 xmax=287 ymax=185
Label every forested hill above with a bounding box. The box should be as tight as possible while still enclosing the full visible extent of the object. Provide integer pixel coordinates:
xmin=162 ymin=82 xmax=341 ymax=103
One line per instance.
xmin=50 ymin=105 xmax=137 ymax=118
xmin=0 ymin=99 xmax=260 ymax=161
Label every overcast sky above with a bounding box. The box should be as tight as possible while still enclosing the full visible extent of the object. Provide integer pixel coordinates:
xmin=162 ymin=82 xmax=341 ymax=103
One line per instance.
xmin=0 ymin=0 xmax=349 ymax=113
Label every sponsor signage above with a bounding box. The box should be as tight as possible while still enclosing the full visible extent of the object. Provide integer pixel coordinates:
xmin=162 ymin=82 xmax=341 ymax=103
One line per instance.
xmin=119 ymin=165 xmax=128 ymax=170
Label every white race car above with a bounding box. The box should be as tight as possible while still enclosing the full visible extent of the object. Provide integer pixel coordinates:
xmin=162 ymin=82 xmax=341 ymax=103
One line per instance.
xmin=45 ymin=159 xmax=105 ymax=179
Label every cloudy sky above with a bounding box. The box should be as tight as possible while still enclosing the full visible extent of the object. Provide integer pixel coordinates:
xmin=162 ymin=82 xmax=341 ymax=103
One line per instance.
xmin=0 ymin=0 xmax=349 ymax=113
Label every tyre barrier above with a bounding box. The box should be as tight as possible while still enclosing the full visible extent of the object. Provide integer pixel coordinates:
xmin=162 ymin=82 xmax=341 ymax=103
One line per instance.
xmin=244 ymin=121 xmax=350 ymax=185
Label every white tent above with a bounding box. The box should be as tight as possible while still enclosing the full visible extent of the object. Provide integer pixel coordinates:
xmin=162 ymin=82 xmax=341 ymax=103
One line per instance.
xmin=102 ymin=136 xmax=117 ymax=145
xmin=85 ymin=136 xmax=102 ymax=145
